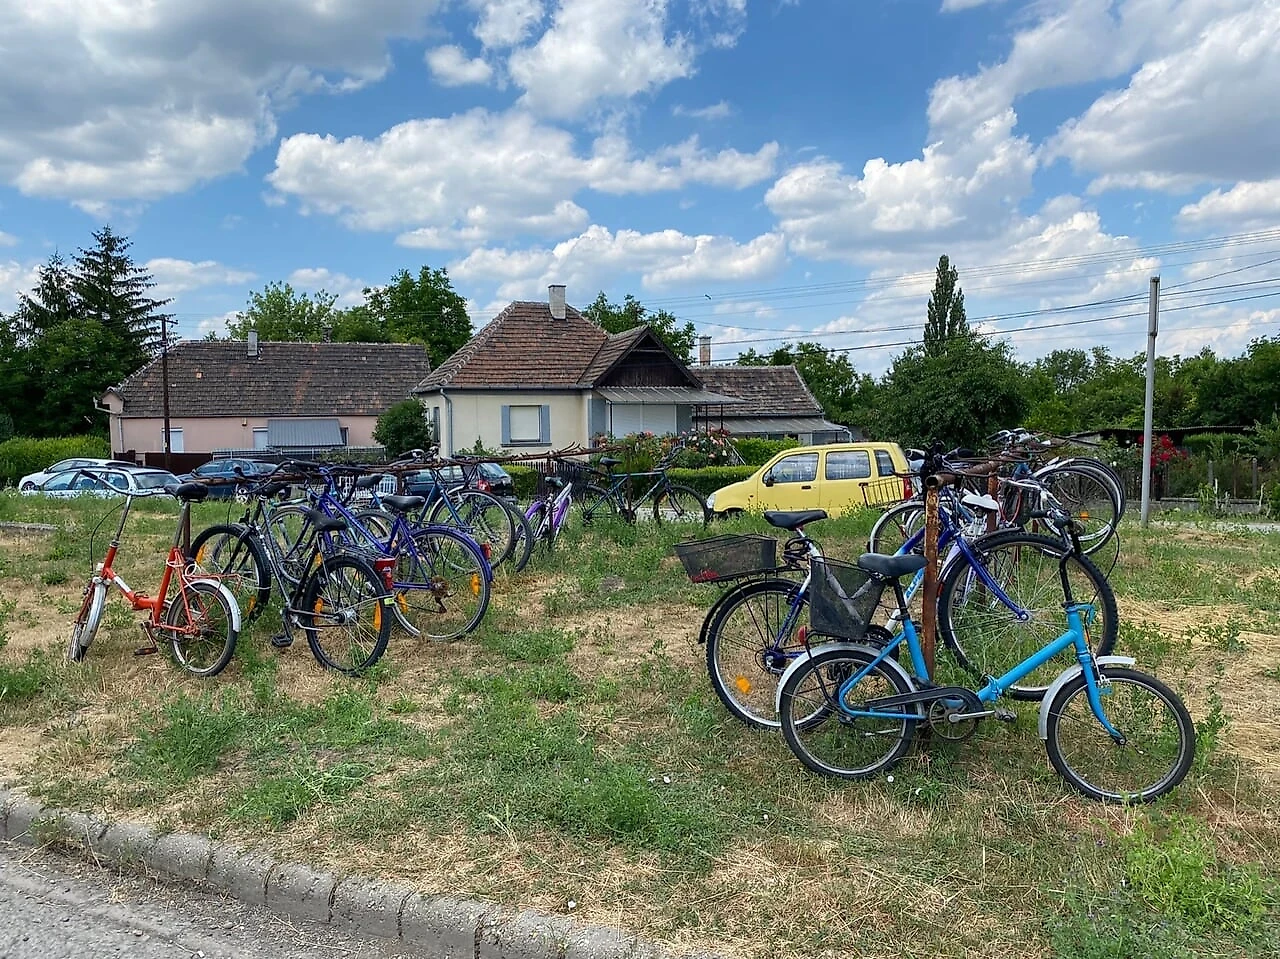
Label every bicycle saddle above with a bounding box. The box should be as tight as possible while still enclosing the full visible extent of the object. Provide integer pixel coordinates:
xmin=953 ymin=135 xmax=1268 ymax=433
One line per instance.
xmin=355 ymin=474 xmax=385 ymax=490
xmin=381 ymin=494 xmax=426 ymax=512
xmin=598 ymin=457 xmax=622 ymax=468
xmin=764 ymin=509 xmax=828 ymax=531
xmin=857 ymin=553 xmax=928 ymax=579
xmin=545 ymin=476 xmax=567 ymax=489
xmin=307 ymin=509 xmax=347 ymax=533
xmin=171 ymin=482 xmax=209 ymax=503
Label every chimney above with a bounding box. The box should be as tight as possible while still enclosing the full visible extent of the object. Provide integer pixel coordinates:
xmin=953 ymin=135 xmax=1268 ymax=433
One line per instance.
xmin=698 ymin=335 xmax=711 ymax=366
xmin=248 ymin=330 xmax=259 ymax=358
xmin=548 ymin=284 xmax=566 ymax=321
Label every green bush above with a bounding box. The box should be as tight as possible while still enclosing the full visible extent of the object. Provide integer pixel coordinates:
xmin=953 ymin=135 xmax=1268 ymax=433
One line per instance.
xmin=1266 ymin=482 xmax=1280 ymax=521
xmin=731 ymin=437 xmax=799 ymax=466
xmin=507 ymin=464 xmax=539 ymax=501
xmin=667 ymin=466 xmax=756 ymax=497
xmin=0 ymin=435 xmax=110 ymax=488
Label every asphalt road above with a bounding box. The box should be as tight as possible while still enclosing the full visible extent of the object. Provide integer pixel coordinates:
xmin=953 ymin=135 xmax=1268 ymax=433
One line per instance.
xmin=0 ymin=841 xmax=425 ymax=959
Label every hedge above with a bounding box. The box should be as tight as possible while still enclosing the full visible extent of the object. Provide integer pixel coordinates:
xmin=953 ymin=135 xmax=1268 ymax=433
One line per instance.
xmin=506 ymin=464 xmax=540 ymax=501
xmin=667 ymin=466 xmax=757 ymax=497
xmin=731 ymin=437 xmax=800 ymax=466
xmin=0 ymin=435 xmax=111 ymax=488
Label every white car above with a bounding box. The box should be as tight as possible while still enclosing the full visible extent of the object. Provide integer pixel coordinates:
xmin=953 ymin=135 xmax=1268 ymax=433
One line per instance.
xmin=18 ymin=457 xmax=136 ymax=491
xmin=26 ymin=466 xmax=181 ymax=498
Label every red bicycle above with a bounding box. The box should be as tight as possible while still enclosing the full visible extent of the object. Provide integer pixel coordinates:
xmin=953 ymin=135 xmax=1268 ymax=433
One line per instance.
xmin=68 ymin=478 xmax=241 ymax=677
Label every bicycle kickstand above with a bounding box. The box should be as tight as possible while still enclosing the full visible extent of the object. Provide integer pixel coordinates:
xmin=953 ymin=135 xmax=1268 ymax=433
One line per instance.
xmin=271 ymin=607 xmax=297 ymax=650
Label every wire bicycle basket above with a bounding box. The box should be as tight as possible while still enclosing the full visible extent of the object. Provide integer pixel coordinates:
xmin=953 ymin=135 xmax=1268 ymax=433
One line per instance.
xmin=807 ymin=557 xmax=885 ymax=642
xmin=673 ymin=534 xmax=779 ymax=584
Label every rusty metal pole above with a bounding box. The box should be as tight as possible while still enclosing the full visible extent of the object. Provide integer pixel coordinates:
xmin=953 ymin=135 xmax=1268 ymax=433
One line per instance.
xmin=921 ymin=477 xmax=940 ymax=678
xmin=987 ymin=470 xmax=999 ymax=535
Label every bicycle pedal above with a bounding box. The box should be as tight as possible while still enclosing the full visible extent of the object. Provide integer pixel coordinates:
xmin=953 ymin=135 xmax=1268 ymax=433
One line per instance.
xmin=133 ymin=645 xmax=159 ymax=657
xmin=994 ymin=708 xmax=1018 ymax=723
xmin=270 ymin=634 xmax=294 ymax=650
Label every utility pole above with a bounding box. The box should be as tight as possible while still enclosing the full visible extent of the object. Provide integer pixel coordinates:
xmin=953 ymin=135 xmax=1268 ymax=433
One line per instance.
xmin=161 ymin=315 xmax=173 ymax=471
xmin=1140 ymin=276 xmax=1160 ymax=528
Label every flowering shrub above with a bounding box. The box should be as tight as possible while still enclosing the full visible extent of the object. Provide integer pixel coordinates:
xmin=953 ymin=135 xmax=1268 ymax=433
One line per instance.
xmin=591 ymin=428 xmax=740 ymax=471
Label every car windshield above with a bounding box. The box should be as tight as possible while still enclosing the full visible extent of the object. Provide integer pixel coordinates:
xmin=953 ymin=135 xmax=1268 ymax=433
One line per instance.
xmin=134 ymin=471 xmax=179 ymax=489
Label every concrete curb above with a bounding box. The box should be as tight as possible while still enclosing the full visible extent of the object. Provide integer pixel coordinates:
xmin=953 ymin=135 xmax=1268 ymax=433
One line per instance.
xmin=0 ymin=787 xmax=711 ymax=959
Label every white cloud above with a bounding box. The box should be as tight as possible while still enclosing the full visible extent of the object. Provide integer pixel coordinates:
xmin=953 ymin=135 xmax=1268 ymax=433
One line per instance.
xmin=1045 ymin=2 xmax=1279 ymax=192
xmin=765 ymin=109 xmax=1035 ymax=264
xmin=469 ymin=0 xmax=546 ymax=48
xmin=0 ymin=230 xmax=16 ymax=247
xmin=672 ymin=101 xmax=734 ymax=120
xmin=269 ymin=109 xmax=777 ymax=245
xmin=425 ymin=45 xmax=494 ymax=86
xmin=286 ymin=267 xmax=367 ymax=306
xmin=145 ymin=258 xmax=256 ymax=299
xmin=449 ymin=224 xmax=786 ymax=299
xmin=0 ymin=259 xmax=40 ymax=310
xmin=940 ymin=0 xmax=1006 ymax=10
xmin=1178 ymin=180 xmax=1280 ymax=231
xmin=0 ymin=0 xmax=444 ymax=206
xmin=508 ymin=0 xmax=695 ymax=118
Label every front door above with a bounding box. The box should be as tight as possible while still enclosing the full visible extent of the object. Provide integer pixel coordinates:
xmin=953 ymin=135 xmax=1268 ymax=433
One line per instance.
xmin=760 ymin=451 xmax=819 ymax=510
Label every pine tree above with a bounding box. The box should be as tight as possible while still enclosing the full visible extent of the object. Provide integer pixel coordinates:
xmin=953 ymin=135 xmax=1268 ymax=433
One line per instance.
xmin=923 ymin=254 xmax=969 ymax=356
xmin=71 ymin=225 xmax=171 ymax=370
xmin=15 ymin=252 xmax=77 ymax=341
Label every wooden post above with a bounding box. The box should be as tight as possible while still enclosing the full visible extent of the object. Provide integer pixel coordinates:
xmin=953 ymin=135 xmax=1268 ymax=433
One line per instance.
xmin=987 ymin=470 xmax=999 ymax=534
xmin=921 ymin=478 xmax=940 ymax=678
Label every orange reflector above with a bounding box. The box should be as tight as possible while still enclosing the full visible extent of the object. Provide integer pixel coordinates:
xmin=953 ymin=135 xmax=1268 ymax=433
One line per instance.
xmin=1079 ymin=511 xmax=1090 ymax=520
xmin=735 ymin=675 xmax=752 ymax=694
xmin=470 ymin=573 xmax=481 ymax=596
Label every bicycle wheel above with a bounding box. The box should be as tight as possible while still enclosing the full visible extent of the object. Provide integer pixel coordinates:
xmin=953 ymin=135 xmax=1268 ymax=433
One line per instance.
xmin=428 ymin=490 xmax=516 ymax=568
xmin=1034 ymin=464 xmax=1121 ymax=555
xmin=652 ymin=484 xmax=710 ymax=526
xmin=301 ymin=555 xmax=392 ymax=675
xmin=938 ymin=530 xmax=1117 ymax=700
xmin=68 ymin=581 xmax=107 ymax=663
xmin=868 ymin=500 xmax=925 ymax=555
xmin=266 ymin=502 xmax=316 ymax=587
xmin=575 ymin=484 xmax=618 ymax=526
xmin=505 ymin=501 xmax=535 ymax=573
xmin=165 ymin=579 xmax=238 ymax=678
xmin=778 ymin=645 xmax=919 ymax=779
xmin=189 ymin=524 xmax=272 ymax=623
xmin=1045 ymin=666 xmax=1196 ymax=803
xmin=705 ymin=578 xmax=810 ymax=728
xmin=394 ymin=527 xmax=491 ymax=641
xmin=352 ymin=508 xmax=395 ymax=544
xmin=524 ymin=500 xmax=554 ymax=555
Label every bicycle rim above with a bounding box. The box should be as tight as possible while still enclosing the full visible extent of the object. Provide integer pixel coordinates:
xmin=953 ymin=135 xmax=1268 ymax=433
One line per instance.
xmin=397 ymin=529 xmax=490 ymax=640
xmin=706 ymin=580 xmax=808 ymax=728
xmin=304 ymin=558 xmax=390 ymax=674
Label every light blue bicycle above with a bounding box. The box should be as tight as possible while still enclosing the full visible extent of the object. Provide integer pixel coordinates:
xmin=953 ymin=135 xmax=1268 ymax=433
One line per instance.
xmin=774 ymin=507 xmax=1195 ymax=803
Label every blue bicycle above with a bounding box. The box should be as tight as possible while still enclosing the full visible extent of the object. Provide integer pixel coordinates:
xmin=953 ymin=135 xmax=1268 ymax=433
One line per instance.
xmin=773 ymin=510 xmax=1194 ymax=803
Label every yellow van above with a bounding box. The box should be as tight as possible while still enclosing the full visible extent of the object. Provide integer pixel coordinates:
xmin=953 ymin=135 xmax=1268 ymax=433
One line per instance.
xmin=707 ymin=442 xmax=911 ymax=517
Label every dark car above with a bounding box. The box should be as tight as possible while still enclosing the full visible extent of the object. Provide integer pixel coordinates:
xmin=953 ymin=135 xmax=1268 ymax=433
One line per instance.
xmin=403 ymin=462 xmax=515 ymax=503
xmin=179 ymin=458 xmax=279 ymax=498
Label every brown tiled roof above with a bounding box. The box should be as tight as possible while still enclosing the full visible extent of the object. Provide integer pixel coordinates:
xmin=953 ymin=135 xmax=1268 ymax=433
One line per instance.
xmin=580 ymin=327 xmax=649 ymax=384
xmin=109 ymin=341 xmax=432 ymax=417
xmin=692 ymin=365 xmax=823 ymax=416
xmin=415 ymin=301 xmax=608 ymax=390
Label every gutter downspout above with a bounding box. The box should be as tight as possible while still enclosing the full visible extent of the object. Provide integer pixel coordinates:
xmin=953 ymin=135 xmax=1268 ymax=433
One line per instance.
xmin=441 ymin=390 xmax=454 ymax=457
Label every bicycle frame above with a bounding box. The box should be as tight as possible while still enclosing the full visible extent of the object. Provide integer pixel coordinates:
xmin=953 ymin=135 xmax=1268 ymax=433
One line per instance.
xmin=527 ymin=478 xmax=574 ymax=544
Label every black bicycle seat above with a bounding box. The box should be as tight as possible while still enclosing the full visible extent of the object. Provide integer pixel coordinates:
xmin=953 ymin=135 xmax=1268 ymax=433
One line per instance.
xmin=857 ymin=553 xmax=928 ymax=579
xmin=598 ymin=457 xmax=622 ymax=468
xmin=307 ymin=509 xmax=347 ymax=533
xmin=354 ymin=474 xmax=385 ymax=490
xmin=381 ymin=494 xmax=426 ymax=513
xmin=171 ymin=482 xmax=209 ymax=503
xmin=764 ymin=510 xmax=828 ymax=531
xmin=545 ymin=476 xmax=567 ymax=489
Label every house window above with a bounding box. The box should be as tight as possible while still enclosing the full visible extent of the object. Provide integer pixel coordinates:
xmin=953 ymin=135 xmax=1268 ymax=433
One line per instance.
xmin=825 ymin=450 xmax=871 ymax=480
xmin=163 ymin=427 xmax=184 ymax=453
xmin=769 ymin=453 xmax=818 ymax=484
xmin=502 ymin=404 xmax=550 ymax=446
xmin=253 ymin=428 xmax=269 ymax=450
xmin=340 ymin=427 xmax=349 ymax=446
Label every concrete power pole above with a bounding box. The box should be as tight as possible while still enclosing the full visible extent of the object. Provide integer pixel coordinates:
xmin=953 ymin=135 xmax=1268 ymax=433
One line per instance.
xmin=1139 ymin=276 xmax=1160 ymax=528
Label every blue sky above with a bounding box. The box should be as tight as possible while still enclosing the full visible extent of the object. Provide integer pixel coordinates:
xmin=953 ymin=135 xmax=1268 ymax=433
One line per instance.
xmin=1 ymin=0 xmax=1278 ymax=373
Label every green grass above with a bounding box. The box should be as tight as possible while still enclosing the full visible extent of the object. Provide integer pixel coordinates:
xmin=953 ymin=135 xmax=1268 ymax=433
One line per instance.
xmin=2 ymin=506 xmax=1278 ymax=959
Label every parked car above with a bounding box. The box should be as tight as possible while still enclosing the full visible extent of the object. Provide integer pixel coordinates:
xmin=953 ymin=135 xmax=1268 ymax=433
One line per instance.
xmin=707 ymin=442 xmax=912 ymax=517
xmin=179 ymin=458 xmax=279 ymax=498
xmin=25 ymin=466 xmax=181 ymax=498
xmin=403 ymin=462 xmax=516 ymax=503
xmin=18 ymin=457 xmax=136 ymax=491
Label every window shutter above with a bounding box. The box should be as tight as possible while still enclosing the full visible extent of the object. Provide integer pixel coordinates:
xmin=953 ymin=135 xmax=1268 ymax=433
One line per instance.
xmin=501 ymin=405 xmax=512 ymax=445
xmin=539 ymin=405 xmax=551 ymax=443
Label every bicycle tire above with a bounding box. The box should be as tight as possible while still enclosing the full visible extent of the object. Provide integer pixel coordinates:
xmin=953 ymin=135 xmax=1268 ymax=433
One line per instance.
xmin=165 ymin=579 xmax=238 ymax=677
xmin=704 ymin=578 xmax=810 ymax=729
xmin=265 ymin=502 xmax=317 ymax=587
xmin=301 ymin=554 xmax=392 ymax=675
xmin=575 ymin=484 xmax=618 ymax=526
xmin=938 ymin=530 xmax=1117 ymax=700
xmin=394 ymin=527 xmax=491 ymax=641
xmin=189 ymin=523 xmax=272 ymax=623
xmin=868 ymin=500 xmax=926 ymax=555
xmin=778 ymin=645 xmax=919 ymax=779
xmin=1034 ymin=463 xmax=1121 ymax=555
xmin=68 ymin=581 xmax=107 ymax=663
xmin=1044 ymin=666 xmax=1195 ymax=803
xmin=352 ymin=508 xmax=396 ymax=544
xmin=652 ymin=484 xmax=710 ymax=526
xmin=427 ymin=489 xmax=517 ymax=568
xmin=524 ymin=500 xmax=553 ymax=555
xmin=505 ymin=501 xmax=535 ymax=573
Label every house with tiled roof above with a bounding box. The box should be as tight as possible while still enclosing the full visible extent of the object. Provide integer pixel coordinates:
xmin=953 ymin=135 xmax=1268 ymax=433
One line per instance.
xmin=100 ymin=339 xmax=432 ymax=460
xmin=691 ymin=355 xmax=856 ymax=444
xmin=413 ymin=286 xmax=739 ymax=455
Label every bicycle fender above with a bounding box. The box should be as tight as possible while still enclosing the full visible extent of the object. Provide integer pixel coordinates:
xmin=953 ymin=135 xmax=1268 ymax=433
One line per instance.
xmin=774 ymin=641 xmax=918 ymax=715
xmin=190 ymin=577 xmax=243 ymax=635
xmin=1037 ymin=655 xmax=1135 ymax=740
